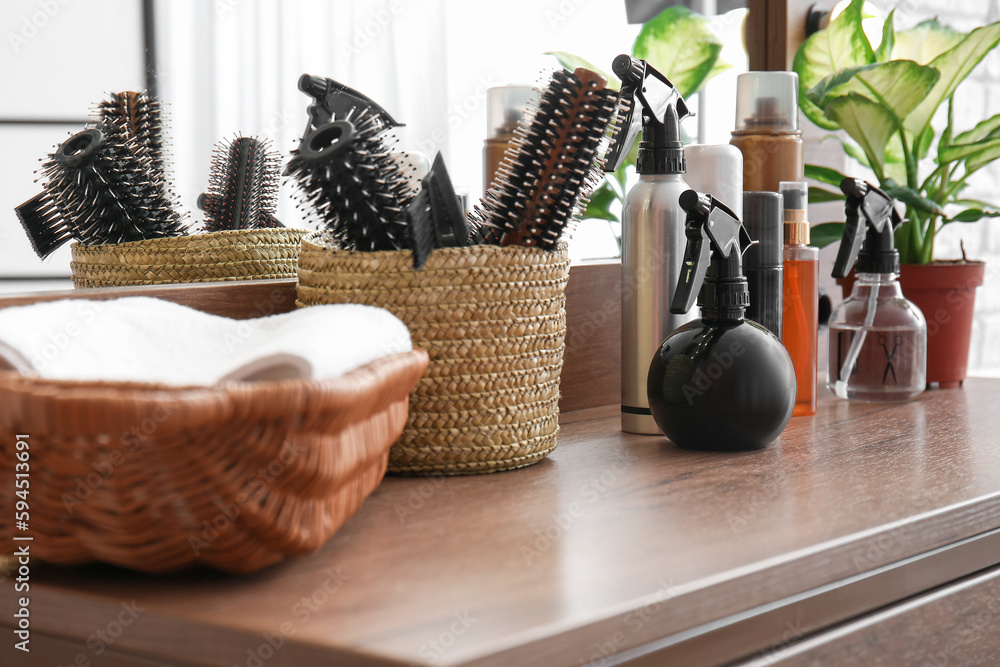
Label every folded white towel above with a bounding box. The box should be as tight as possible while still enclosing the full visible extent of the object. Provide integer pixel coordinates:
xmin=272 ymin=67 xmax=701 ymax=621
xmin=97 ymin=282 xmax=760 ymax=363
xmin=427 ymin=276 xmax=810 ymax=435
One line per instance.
xmin=0 ymin=297 xmax=412 ymax=386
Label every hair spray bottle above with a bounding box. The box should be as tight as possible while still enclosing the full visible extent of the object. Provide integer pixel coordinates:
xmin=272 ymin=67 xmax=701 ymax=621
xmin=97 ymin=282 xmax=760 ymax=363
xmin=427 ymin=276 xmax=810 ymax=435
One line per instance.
xmin=605 ymin=55 xmax=693 ymax=434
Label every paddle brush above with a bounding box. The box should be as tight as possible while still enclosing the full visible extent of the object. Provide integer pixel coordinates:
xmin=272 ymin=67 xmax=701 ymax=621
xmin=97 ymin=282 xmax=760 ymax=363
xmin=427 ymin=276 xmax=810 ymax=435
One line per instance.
xmin=284 ymin=109 xmax=415 ymax=252
xmin=468 ymin=67 xmax=621 ymax=250
xmin=198 ymin=135 xmax=283 ymax=231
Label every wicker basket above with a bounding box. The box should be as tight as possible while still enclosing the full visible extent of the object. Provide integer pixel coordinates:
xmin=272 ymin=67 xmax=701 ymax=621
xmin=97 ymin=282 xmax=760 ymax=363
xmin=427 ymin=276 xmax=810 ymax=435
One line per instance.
xmin=70 ymin=228 xmax=308 ymax=288
xmin=0 ymin=350 xmax=428 ymax=573
xmin=296 ymin=232 xmax=570 ymax=475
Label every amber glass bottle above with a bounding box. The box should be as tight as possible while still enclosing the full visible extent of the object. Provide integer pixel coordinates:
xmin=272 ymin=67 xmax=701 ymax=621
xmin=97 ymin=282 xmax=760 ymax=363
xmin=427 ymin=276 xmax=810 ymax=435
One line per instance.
xmin=780 ymin=182 xmax=817 ymax=416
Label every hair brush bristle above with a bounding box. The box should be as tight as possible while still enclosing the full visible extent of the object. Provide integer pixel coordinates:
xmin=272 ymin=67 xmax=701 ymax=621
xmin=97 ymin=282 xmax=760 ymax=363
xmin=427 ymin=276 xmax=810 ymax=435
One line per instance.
xmin=285 ymin=109 xmax=414 ymax=252
xmin=98 ymin=91 xmax=167 ymax=175
xmin=200 ymin=135 xmax=282 ymax=232
xmin=38 ymin=128 xmax=187 ymax=247
xmin=469 ymin=67 xmax=621 ymax=250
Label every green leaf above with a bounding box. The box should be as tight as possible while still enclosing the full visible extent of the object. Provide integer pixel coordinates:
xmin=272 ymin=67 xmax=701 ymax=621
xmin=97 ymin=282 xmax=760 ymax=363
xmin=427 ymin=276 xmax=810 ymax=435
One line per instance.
xmin=892 ymin=19 xmax=964 ymax=65
xmin=809 ymin=186 xmax=846 ymax=203
xmin=875 ymin=9 xmax=895 ymax=61
xmin=581 ymin=180 xmax=621 ymax=222
xmin=828 ymin=136 xmax=872 ymax=168
xmin=823 ymin=93 xmax=897 ymax=176
xmin=546 ymin=52 xmax=620 ymax=90
xmin=946 ymin=208 xmax=1000 ymax=223
xmin=966 ymin=140 xmax=1000 ymax=174
xmin=805 ymin=164 xmax=849 ymax=188
xmin=807 ymin=61 xmax=940 ymax=122
xmin=914 ymin=124 xmax=935 ymax=161
xmin=632 ymin=6 xmax=724 ymax=99
xmin=953 ymin=111 xmax=1000 ymax=145
xmin=904 ymin=20 xmax=1000 ymax=137
xmin=810 ymin=222 xmax=846 ymax=249
xmin=954 ymin=198 xmax=1000 ymax=211
xmin=881 ymin=181 xmax=944 ymax=216
xmin=938 ymin=136 xmax=1000 ymax=164
xmin=792 ymin=0 xmax=876 ymax=130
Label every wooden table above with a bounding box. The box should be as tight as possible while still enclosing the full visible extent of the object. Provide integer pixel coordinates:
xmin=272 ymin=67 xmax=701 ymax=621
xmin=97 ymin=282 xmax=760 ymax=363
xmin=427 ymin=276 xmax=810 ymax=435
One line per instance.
xmin=4 ymin=378 xmax=1000 ymax=666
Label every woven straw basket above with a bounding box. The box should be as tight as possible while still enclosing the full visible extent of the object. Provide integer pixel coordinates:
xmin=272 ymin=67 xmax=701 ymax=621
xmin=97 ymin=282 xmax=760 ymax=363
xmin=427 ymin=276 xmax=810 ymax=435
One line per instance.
xmin=0 ymin=350 xmax=427 ymax=573
xmin=297 ymin=232 xmax=570 ymax=475
xmin=70 ymin=228 xmax=308 ymax=288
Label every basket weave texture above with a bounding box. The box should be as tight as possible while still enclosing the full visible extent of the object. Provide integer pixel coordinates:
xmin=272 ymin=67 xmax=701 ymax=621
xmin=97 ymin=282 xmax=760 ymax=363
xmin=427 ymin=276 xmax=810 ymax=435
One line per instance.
xmin=296 ymin=232 xmax=570 ymax=475
xmin=70 ymin=229 xmax=308 ymax=288
xmin=0 ymin=350 xmax=428 ymax=573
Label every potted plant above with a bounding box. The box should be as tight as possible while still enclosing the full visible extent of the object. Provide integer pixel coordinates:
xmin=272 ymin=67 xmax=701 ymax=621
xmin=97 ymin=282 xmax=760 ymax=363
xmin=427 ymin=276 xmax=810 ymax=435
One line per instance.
xmin=793 ymin=0 xmax=1000 ymax=387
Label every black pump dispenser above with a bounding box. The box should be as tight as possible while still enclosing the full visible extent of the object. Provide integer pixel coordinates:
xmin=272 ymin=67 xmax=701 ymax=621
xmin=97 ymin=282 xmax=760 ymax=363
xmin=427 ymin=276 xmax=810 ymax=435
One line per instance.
xmin=833 ymin=178 xmax=901 ymax=278
xmin=646 ymin=190 xmax=797 ymax=451
xmin=605 ymin=55 xmax=689 ymax=175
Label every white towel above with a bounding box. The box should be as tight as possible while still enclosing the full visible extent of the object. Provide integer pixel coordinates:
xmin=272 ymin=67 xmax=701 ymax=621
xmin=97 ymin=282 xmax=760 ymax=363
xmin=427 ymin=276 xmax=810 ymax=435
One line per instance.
xmin=0 ymin=297 xmax=411 ymax=386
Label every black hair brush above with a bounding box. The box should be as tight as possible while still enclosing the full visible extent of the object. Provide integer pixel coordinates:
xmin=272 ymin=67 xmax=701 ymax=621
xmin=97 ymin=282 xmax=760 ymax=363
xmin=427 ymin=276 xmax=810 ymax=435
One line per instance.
xmin=198 ymin=135 xmax=283 ymax=231
xmin=469 ymin=67 xmax=621 ymax=250
xmin=98 ymin=91 xmax=167 ymax=176
xmin=284 ymin=109 xmax=415 ymax=252
xmin=16 ymin=127 xmax=187 ymax=257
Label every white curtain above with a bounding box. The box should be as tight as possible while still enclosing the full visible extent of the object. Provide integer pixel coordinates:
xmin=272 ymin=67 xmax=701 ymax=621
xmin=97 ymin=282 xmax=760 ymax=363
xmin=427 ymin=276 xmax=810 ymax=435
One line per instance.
xmin=154 ymin=0 xmax=448 ymax=227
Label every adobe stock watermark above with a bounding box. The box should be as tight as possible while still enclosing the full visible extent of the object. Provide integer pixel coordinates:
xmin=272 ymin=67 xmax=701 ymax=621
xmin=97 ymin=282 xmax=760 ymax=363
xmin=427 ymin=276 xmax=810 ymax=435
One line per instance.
xmin=55 ymin=600 xmax=146 ymax=667
xmin=8 ymin=0 xmax=72 ymax=54
xmin=414 ymin=610 xmax=476 ymax=665
xmin=30 ymin=299 xmax=105 ymax=373
xmin=61 ymin=402 xmax=180 ymax=515
xmin=521 ymin=454 xmax=629 ymax=565
xmin=189 ymin=441 xmax=307 ymax=556
xmin=340 ymin=0 xmax=404 ymax=61
xmin=679 ymin=339 xmax=747 ymax=405
xmin=235 ymin=567 xmax=351 ymax=667
xmin=413 ymin=75 xmax=500 ymax=157
xmin=582 ymin=577 xmax=679 ymax=667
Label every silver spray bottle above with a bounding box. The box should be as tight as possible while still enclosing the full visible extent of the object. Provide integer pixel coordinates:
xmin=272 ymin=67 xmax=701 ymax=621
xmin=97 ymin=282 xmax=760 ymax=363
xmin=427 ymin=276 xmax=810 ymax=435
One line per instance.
xmin=605 ymin=55 xmax=695 ymax=434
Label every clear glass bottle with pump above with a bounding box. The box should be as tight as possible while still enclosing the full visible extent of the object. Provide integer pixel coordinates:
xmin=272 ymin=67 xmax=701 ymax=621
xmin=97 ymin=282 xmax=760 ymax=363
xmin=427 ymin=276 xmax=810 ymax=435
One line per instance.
xmin=828 ymin=273 xmax=927 ymax=401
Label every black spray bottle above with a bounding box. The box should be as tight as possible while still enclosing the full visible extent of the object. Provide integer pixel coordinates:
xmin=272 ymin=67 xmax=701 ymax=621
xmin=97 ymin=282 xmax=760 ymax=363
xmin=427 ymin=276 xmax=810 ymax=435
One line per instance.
xmin=828 ymin=178 xmax=926 ymax=401
xmin=605 ymin=54 xmax=694 ymax=435
xmin=647 ymin=191 xmax=797 ymax=450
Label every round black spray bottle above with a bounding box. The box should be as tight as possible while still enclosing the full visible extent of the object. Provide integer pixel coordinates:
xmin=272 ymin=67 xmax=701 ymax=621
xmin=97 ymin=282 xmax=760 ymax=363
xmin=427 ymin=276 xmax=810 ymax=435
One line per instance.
xmin=646 ymin=191 xmax=797 ymax=450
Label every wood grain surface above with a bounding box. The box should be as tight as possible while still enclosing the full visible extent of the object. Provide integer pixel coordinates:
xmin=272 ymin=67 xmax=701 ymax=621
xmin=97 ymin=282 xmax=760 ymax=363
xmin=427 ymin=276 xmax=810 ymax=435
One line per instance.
xmin=735 ymin=564 xmax=1000 ymax=666
xmin=2 ymin=381 xmax=999 ymax=666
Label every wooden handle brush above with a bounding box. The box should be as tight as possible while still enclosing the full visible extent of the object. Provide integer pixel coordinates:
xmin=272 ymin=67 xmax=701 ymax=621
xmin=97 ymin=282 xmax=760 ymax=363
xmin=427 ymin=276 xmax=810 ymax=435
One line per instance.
xmin=469 ymin=67 xmax=621 ymax=250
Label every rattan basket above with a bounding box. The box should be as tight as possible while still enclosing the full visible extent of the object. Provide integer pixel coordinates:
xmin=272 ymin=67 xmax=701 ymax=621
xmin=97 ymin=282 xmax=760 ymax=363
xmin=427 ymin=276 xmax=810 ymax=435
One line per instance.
xmin=0 ymin=350 xmax=428 ymax=573
xmin=70 ymin=228 xmax=308 ymax=288
xmin=296 ymin=232 xmax=570 ymax=475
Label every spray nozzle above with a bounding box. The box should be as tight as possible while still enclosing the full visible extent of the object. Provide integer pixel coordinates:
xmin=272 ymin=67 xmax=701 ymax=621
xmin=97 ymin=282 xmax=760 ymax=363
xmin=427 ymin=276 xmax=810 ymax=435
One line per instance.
xmin=298 ymin=73 xmax=403 ymax=140
xmin=832 ymin=178 xmax=902 ymax=278
xmin=672 ymin=190 xmax=754 ymax=319
xmin=604 ymin=55 xmax=690 ymax=174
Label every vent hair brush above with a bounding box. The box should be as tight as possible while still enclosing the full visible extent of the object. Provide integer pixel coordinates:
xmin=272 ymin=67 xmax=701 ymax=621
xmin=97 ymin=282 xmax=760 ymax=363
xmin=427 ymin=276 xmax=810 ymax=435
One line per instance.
xmin=284 ymin=110 xmax=415 ymax=252
xmin=198 ymin=135 xmax=283 ymax=231
xmin=469 ymin=67 xmax=622 ymax=250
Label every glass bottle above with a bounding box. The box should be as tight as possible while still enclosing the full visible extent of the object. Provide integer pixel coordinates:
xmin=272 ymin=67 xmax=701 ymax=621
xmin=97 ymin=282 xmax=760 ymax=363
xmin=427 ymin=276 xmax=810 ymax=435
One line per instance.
xmin=828 ymin=272 xmax=927 ymax=401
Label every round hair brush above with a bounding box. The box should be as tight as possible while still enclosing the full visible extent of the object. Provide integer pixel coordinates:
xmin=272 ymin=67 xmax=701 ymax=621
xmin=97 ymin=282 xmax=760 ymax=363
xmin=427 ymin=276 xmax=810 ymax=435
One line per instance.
xmin=38 ymin=128 xmax=186 ymax=247
xmin=469 ymin=67 xmax=621 ymax=250
xmin=285 ymin=110 xmax=415 ymax=251
xmin=198 ymin=135 xmax=283 ymax=231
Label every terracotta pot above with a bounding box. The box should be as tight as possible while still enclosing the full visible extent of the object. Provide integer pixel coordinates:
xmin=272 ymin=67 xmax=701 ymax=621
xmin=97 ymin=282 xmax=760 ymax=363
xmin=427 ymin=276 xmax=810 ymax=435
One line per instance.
xmin=835 ymin=262 xmax=985 ymax=388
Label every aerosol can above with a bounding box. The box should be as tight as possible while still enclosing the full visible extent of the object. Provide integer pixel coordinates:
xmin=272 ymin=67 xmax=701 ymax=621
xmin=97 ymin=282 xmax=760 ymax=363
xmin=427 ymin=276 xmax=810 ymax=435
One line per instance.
xmin=605 ymin=54 xmax=694 ymax=434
